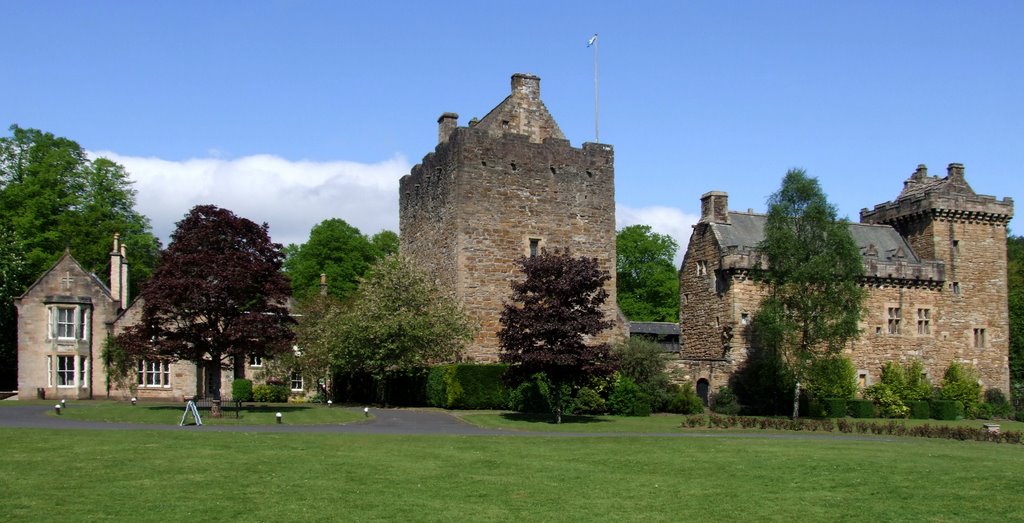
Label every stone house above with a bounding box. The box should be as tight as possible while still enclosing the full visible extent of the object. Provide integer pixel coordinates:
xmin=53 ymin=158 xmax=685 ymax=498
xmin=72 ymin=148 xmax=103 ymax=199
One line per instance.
xmin=399 ymin=73 xmax=626 ymax=362
xmin=676 ymin=164 xmax=1014 ymax=403
xmin=14 ymin=235 xmax=302 ymax=401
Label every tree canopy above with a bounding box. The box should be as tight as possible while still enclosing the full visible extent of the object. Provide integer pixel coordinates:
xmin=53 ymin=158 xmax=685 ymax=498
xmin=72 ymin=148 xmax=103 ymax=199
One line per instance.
xmin=498 ymin=250 xmax=618 ymax=423
xmin=283 ymin=218 xmax=397 ymax=301
xmin=116 ymin=205 xmax=294 ymax=402
xmin=0 ymin=125 xmax=160 ymax=292
xmin=616 ymin=224 xmax=679 ymax=322
xmin=327 ymin=255 xmax=475 ymax=404
xmin=752 ymin=169 xmax=865 ymax=417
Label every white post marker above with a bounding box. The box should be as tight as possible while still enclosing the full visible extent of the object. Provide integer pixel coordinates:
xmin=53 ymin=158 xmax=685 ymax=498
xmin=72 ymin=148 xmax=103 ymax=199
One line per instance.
xmin=131 ymin=397 xmax=137 ymax=406
xmin=54 ymin=404 xmax=61 ymax=415
xmin=276 ymin=412 xmax=283 ymax=424
xmin=363 ymin=406 xmax=369 ymax=417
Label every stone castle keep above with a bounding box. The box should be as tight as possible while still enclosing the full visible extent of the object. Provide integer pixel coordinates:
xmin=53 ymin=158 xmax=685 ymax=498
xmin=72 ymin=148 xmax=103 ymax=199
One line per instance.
xmin=399 ymin=73 xmax=624 ymax=361
xmin=676 ymin=163 xmax=1014 ymax=398
xmin=16 ymin=72 xmax=1015 ymax=402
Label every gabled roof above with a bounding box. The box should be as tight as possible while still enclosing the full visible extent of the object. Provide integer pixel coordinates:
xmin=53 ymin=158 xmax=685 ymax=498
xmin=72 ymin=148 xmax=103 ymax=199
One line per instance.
xmin=16 ymin=250 xmax=113 ymax=302
xmin=473 ymin=73 xmax=566 ymax=144
xmin=897 ymin=164 xmax=975 ymax=201
xmin=629 ymin=322 xmax=680 ymax=337
xmin=712 ymin=212 xmax=920 ymax=263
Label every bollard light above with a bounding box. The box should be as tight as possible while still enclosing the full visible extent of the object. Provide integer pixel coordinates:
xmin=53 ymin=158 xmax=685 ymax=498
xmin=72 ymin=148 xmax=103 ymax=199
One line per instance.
xmin=276 ymin=412 xmax=282 ymax=424
xmin=61 ymin=399 xmax=66 ymax=408
xmin=131 ymin=397 xmax=137 ymax=406
xmin=55 ymin=404 xmax=62 ymax=415
xmin=363 ymin=406 xmax=369 ymax=417
xmin=327 ymin=399 xmax=333 ymax=408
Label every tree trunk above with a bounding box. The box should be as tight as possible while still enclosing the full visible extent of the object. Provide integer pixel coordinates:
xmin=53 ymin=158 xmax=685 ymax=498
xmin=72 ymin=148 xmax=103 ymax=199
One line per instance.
xmin=792 ymin=381 xmax=801 ymax=419
xmin=210 ymin=357 xmax=223 ymax=418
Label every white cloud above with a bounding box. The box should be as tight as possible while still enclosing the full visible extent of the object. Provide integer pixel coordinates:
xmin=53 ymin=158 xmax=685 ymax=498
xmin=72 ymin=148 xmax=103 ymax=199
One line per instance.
xmin=616 ymin=204 xmax=700 ymax=266
xmin=90 ymin=151 xmax=410 ymax=247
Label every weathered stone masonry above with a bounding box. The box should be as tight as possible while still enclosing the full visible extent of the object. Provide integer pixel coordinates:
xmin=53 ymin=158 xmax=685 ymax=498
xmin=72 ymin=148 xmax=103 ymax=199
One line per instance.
xmin=400 ymin=73 xmax=624 ymax=362
xmin=675 ymin=164 xmax=1014 ymax=396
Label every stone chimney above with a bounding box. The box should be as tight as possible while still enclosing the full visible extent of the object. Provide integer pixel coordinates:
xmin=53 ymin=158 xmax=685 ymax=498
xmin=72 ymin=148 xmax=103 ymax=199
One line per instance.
xmin=438 ymin=112 xmax=458 ymax=144
xmin=511 ymin=73 xmax=540 ymax=100
xmin=700 ymin=191 xmax=730 ymax=224
xmin=320 ymin=273 xmax=328 ymax=296
xmin=947 ymin=162 xmax=965 ymax=183
xmin=109 ymin=233 xmax=128 ymax=307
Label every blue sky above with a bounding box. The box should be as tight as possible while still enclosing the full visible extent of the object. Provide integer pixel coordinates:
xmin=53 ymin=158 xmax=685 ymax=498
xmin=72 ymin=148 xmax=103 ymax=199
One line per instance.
xmin=4 ymin=1 xmax=1021 ymax=253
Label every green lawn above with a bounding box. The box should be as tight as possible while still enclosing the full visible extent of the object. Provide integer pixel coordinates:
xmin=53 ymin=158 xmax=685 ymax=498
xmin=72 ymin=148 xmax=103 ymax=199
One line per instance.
xmin=459 ymin=411 xmax=1024 ymax=434
xmin=50 ymin=400 xmax=367 ymax=425
xmin=1 ymin=428 xmax=1022 ymax=521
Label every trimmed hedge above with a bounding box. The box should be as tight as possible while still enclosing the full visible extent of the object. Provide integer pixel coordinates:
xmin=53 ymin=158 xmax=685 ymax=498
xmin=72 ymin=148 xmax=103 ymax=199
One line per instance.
xmin=908 ymin=400 xmax=930 ymax=419
xmin=848 ymin=399 xmax=875 ymax=418
xmin=822 ymin=398 xmax=847 ymax=418
xmin=252 ymin=383 xmax=289 ymax=403
xmin=426 ymin=364 xmax=508 ymax=409
xmin=231 ymin=378 xmax=253 ymax=402
xmin=931 ymin=399 xmax=964 ymax=420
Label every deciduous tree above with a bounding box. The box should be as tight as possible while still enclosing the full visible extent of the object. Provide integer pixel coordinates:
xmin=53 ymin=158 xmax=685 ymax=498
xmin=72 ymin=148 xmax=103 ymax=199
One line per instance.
xmin=1008 ymin=234 xmax=1024 ymax=411
xmin=283 ymin=218 xmax=396 ymax=301
xmin=752 ymin=169 xmax=865 ymax=418
xmin=499 ymin=250 xmax=618 ymax=423
xmin=116 ymin=205 xmax=294 ymax=412
xmin=331 ymin=255 xmax=475 ymax=404
xmin=616 ymin=224 xmax=679 ymax=322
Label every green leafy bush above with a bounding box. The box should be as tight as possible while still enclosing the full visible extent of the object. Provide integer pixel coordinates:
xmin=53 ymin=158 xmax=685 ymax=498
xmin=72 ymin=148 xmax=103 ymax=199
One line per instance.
xmin=612 ymin=338 xmax=671 ymax=411
xmin=665 ymin=382 xmax=705 ymax=415
xmin=508 ymin=374 xmax=550 ymax=413
xmin=571 ymin=387 xmax=606 ymax=415
xmin=984 ymin=388 xmax=1014 ymax=419
xmin=930 ymin=399 xmax=964 ymax=420
xmin=848 ymin=399 xmax=875 ymax=418
xmin=806 ymin=356 xmax=857 ymax=400
xmin=822 ymin=398 xmax=847 ymax=418
xmin=938 ymin=361 xmax=981 ymax=412
xmin=231 ymin=378 xmax=253 ymax=402
xmin=427 ymin=364 xmax=508 ymax=409
xmin=864 ymin=383 xmax=909 ymax=418
xmin=252 ymin=383 xmax=289 ymax=403
xmin=907 ymin=400 xmax=930 ymax=419
xmin=710 ymin=386 xmax=741 ymax=415
xmin=607 ymin=375 xmax=652 ymax=417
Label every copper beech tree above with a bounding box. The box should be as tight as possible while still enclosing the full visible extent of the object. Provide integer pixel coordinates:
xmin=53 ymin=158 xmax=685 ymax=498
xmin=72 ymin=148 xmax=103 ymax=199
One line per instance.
xmin=117 ymin=206 xmax=294 ymax=413
xmin=498 ymin=250 xmax=617 ymax=423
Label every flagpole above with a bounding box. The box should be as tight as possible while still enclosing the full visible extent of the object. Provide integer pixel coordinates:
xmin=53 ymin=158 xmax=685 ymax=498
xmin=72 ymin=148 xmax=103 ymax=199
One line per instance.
xmin=593 ymin=34 xmax=599 ymax=144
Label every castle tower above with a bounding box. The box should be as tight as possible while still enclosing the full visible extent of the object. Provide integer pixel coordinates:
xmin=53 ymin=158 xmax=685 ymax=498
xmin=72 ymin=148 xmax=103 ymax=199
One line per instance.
xmin=861 ymin=163 xmax=1014 ymax=390
xmin=399 ymin=73 xmax=623 ymax=362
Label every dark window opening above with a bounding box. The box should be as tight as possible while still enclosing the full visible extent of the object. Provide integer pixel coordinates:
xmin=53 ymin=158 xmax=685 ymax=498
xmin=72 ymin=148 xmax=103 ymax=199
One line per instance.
xmin=529 ymin=238 xmax=540 ymax=258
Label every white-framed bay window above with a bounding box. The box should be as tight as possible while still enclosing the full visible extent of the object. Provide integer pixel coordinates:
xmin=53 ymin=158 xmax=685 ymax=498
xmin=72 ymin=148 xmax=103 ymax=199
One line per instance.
xmin=137 ymin=360 xmax=171 ymax=388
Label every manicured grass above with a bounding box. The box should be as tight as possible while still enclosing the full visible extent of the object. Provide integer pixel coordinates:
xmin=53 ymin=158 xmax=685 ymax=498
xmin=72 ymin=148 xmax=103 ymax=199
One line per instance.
xmin=51 ymin=400 xmax=366 ymax=425
xmin=460 ymin=411 xmax=1024 ymax=434
xmin=1 ymin=428 xmax=1022 ymax=521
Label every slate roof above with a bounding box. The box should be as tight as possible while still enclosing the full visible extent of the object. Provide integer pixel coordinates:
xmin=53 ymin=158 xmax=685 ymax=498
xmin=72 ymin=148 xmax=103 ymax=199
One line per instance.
xmin=629 ymin=322 xmax=680 ymax=337
xmin=712 ymin=212 xmax=920 ymax=263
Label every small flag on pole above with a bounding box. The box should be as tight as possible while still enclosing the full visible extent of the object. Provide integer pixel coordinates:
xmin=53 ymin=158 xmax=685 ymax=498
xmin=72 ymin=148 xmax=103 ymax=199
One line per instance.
xmin=587 ymin=34 xmax=597 ymax=47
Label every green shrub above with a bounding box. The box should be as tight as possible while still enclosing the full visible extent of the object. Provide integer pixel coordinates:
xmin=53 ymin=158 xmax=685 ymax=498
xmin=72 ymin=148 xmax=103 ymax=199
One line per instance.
xmin=571 ymin=387 xmax=606 ymax=415
xmin=508 ymin=374 xmax=550 ymax=413
xmin=848 ymin=399 xmax=875 ymax=418
xmin=710 ymin=386 xmax=741 ymax=415
xmin=939 ymin=361 xmax=981 ymax=411
xmin=427 ymin=364 xmax=508 ymax=409
xmin=231 ymin=378 xmax=253 ymax=402
xmin=607 ymin=375 xmax=652 ymax=417
xmin=822 ymin=398 xmax=847 ymax=418
xmin=972 ymin=402 xmax=994 ymax=420
xmin=806 ymin=356 xmax=857 ymax=400
xmin=252 ymin=383 xmax=289 ymax=403
xmin=665 ymin=383 xmax=705 ymax=415
xmin=930 ymin=399 xmax=964 ymax=420
xmin=907 ymin=400 xmax=930 ymax=419
xmin=984 ymin=388 xmax=1014 ymax=419
xmin=864 ymin=383 xmax=909 ymax=418
xmin=613 ymin=338 xmax=671 ymax=411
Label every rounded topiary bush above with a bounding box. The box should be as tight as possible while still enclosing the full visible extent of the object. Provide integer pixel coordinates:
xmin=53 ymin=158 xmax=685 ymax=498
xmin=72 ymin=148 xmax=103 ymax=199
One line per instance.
xmin=571 ymin=387 xmax=606 ymax=415
xmin=665 ymin=383 xmax=705 ymax=415
xmin=231 ymin=378 xmax=253 ymax=402
xmin=607 ymin=376 xmax=651 ymax=417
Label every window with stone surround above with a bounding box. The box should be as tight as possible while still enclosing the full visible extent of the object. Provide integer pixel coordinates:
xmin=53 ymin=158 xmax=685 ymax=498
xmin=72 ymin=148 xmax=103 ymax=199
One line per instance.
xmin=740 ymin=313 xmax=749 ymax=326
xmin=290 ymin=371 xmax=304 ymax=392
xmin=57 ymin=355 xmax=76 ymax=387
xmin=857 ymin=371 xmax=870 ymax=388
xmin=249 ymin=355 xmax=263 ymax=367
xmin=974 ymin=328 xmax=986 ymax=348
xmin=47 ymin=305 xmax=89 ymax=341
xmin=529 ymin=238 xmax=540 ymax=258
xmin=138 ymin=360 xmax=170 ymax=388
xmin=696 ymin=261 xmax=707 ymax=276
xmin=916 ymin=308 xmax=931 ymax=335
xmin=887 ymin=307 xmax=901 ymax=335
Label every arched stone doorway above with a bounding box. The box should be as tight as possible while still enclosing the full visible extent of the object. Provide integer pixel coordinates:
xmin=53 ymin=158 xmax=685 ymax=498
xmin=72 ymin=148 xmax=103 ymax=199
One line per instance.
xmin=696 ymin=378 xmax=710 ymax=407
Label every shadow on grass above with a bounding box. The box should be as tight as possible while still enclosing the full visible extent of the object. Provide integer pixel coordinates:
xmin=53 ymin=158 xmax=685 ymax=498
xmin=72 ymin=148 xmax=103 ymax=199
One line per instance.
xmin=499 ymin=412 xmax=611 ymax=425
xmin=145 ymin=404 xmax=321 ymax=414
